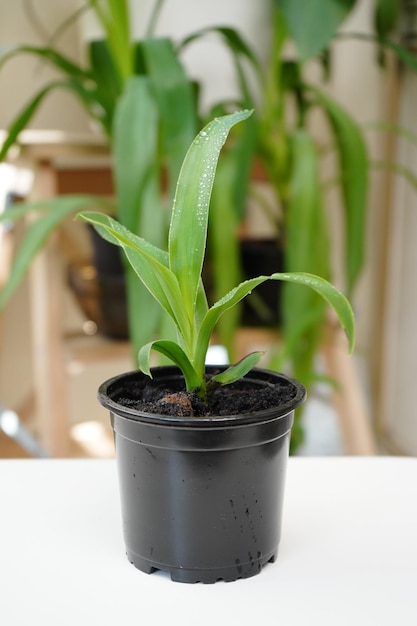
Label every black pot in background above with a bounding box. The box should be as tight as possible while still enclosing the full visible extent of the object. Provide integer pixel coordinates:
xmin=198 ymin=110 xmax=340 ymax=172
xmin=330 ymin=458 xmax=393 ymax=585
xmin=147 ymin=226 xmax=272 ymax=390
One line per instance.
xmin=99 ymin=366 xmax=306 ymax=583
xmin=88 ymin=226 xmax=129 ymax=339
xmin=68 ymin=226 xmax=129 ymax=340
xmin=240 ymin=239 xmax=284 ymax=327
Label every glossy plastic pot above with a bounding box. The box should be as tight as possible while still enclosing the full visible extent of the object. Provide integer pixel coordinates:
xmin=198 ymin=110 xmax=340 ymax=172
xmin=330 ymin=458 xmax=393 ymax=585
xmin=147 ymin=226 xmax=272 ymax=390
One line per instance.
xmin=99 ymin=366 xmax=306 ymax=583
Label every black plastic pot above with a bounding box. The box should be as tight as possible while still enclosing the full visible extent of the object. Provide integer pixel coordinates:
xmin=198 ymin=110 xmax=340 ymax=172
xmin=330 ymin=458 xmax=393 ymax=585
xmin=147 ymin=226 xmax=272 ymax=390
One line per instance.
xmin=99 ymin=366 xmax=306 ymax=583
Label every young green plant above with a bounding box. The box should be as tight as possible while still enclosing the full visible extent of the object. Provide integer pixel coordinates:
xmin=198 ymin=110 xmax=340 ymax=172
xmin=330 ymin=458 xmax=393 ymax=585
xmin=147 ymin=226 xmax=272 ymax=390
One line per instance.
xmin=78 ymin=110 xmax=355 ymax=400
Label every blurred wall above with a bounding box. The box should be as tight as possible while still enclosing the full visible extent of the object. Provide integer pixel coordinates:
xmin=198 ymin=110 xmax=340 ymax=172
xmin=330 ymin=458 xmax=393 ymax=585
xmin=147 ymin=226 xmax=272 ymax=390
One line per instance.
xmin=0 ymin=0 xmax=90 ymax=133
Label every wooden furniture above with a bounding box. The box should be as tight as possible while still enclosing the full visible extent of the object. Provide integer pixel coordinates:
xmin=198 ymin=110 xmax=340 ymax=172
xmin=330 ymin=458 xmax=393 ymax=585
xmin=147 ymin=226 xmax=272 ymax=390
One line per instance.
xmin=1 ymin=131 xmax=110 ymax=456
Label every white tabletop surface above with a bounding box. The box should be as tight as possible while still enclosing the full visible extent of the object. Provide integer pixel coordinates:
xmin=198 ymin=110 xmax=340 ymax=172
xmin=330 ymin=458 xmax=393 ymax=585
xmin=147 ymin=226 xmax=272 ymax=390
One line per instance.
xmin=0 ymin=457 xmax=416 ymax=625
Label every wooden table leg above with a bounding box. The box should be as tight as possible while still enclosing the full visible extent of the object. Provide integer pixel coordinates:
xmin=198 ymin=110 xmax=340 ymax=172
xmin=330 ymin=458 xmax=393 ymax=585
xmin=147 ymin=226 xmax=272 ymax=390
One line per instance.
xmin=323 ymin=327 xmax=378 ymax=455
xmin=28 ymin=160 xmax=70 ymax=457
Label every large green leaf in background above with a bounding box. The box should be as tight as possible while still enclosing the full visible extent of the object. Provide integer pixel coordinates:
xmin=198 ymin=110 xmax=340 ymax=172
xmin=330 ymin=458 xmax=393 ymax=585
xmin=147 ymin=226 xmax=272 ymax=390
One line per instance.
xmin=276 ymin=0 xmax=357 ymax=60
xmin=280 ymin=130 xmax=330 ymax=381
xmin=113 ymin=76 xmax=158 ymax=234
xmin=374 ymin=0 xmax=400 ymax=39
xmin=0 ymin=195 xmax=112 ymax=310
xmin=140 ymin=36 xmax=198 ymax=199
xmin=311 ymin=86 xmax=368 ymax=296
xmin=209 ymin=151 xmax=242 ymax=360
xmin=88 ymin=0 xmax=133 ymax=80
xmin=112 ymin=76 xmax=163 ymax=354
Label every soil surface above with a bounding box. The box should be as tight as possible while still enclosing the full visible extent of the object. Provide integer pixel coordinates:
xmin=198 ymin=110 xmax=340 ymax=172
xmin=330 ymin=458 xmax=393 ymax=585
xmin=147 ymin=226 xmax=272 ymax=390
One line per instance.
xmin=112 ymin=371 xmax=298 ymax=418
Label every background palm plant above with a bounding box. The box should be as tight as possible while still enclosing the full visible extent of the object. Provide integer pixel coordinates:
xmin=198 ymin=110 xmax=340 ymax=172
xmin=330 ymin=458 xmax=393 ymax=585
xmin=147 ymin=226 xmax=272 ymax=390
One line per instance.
xmin=0 ymin=0 xmax=256 ymax=355
xmin=1 ymin=0 xmax=413 ymax=449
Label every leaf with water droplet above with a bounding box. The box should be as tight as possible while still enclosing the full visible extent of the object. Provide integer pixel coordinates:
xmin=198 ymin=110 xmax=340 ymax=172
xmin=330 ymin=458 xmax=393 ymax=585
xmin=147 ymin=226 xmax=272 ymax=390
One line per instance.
xmin=168 ymin=110 xmax=253 ymax=327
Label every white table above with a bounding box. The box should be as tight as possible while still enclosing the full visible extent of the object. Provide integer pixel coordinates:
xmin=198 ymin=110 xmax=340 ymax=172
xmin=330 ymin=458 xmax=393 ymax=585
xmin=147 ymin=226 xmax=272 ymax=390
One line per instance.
xmin=0 ymin=457 xmax=416 ymax=625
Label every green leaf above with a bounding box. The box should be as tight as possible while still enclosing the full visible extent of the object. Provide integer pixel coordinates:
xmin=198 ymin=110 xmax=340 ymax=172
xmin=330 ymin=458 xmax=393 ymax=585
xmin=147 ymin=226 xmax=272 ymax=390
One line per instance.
xmin=88 ymin=0 xmax=133 ymax=79
xmin=78 ymin=211 xmax=192 ymax=347
xmin=113 ymin=76 xmax=159 ymax=233
xmin=138 ymin=340 xmax=201 ymax=392
xmin=180 ymin=25 xmax=261 ymax=104
xmin=336 ymin=33 xmax=417 ymax=74
xmin=195 ymin=272 xmax=355 ymax=378
xmin=180 ymin=26 xmax=260 ymax=73
xmin=372 ymin=160 xmax=417 ymax=193
xmin=168 ymin=109 xmax=252 ymax=325
xmin=277 ymin=0 xmax=356 ymax=60
xmin=124 ymin=265 xmax=162 ymax=362
xmin=379 ymin=37 xmax=417 ymax=73
xmin=89 ymin=39 xmax=123 ymax=112
xmin=0 ymin=77 xmax=111 ymax=161
xmin=209 ymin=148 xmax=244 ymax=360
xmin=0 ymin=195 xmax=109 ymax=310
xmin=364 ymin=121 xmax=417 ymax=148
xmin=0 ymin=44 xmax=92 ymax=80
xmin=0 ymin=83 xmax=58 ymax=161
xmin=285 ymin=130 xmax=330 ymax=275
xmin=210 ymin=352 xmax=264 ymax=386
xmin=140 ymin=37 xmax=197 ymax=199
xmin=374 ymin=0 xmax=400 ymax=39
xmin=311 ymin=85 xmax=368 ymax=295
xmin=111 ymin=78 xmax=172 ymax=355
xmin=284 ymin=129 xmax=330 ymax=331
xmin=145 ymin=0 xmax=166 ymax=37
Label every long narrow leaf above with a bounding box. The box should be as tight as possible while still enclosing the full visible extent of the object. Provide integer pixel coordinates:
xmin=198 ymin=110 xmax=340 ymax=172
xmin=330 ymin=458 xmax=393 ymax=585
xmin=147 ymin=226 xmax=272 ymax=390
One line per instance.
xmin=138 ymin=340 xmax=200 ymax=391
xmin=0 ymin=195 xmax=109 ymax=310
xmin=78 ymin=211 xmax=192 ymax=347
xmin=89 ymin=39 xmax=123 ymax=111
xmin=372 ymin=160 xmax=417 ymax=192
xmin=88 ymin=0 xmax=133 ymax=79
xmin=211 ymin=352 xmax=264 ymax=386
xmin=141 ymin=37 xmax=197 ymax=200
xmin=0 ymin=45 xmax=93 ymax=79
xmin=0 ymin=77 xmax=110 ymax=161
xmin=0 ymin=84 xmax=59 ymax=161
xmin=374 ymin=0 xmax=400 ymax=39
xmin=336 ymin=33 xmax=417 ymax=74
xmin=168 ymin=109 xmax=252 ymax=324
xmin=180 ymin=26 xmax=260 ymax=73
xmin=113 ymin=76 xmax=159 ymax=233
xmin=180 ymin=25 xmax=261 ymax=109
xmin=311 ymin=85 xmax=368 ymax=295
xmin=112 ymin=76 xmax=171 ymax=354
xmin=195 ymin=272 xmax=355 ymax=378
xmin=283 ymin=129 xmax=330 ymax=352
xmin=364 ymin=121 xmax=417 ymax=147
xmin=209 ymin=151 xmax=243 ymax=359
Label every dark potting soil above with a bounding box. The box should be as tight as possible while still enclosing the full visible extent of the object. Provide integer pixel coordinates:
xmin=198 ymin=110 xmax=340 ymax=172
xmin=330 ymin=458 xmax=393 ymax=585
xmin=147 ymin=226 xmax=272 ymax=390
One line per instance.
xmin=112 ymin=371 xmax=298 ymax=418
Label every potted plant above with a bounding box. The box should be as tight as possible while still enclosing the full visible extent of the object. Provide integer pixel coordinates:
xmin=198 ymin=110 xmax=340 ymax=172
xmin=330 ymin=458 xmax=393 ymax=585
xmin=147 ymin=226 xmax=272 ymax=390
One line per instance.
xmin=78 ymin=109 xmax=354 ymax=583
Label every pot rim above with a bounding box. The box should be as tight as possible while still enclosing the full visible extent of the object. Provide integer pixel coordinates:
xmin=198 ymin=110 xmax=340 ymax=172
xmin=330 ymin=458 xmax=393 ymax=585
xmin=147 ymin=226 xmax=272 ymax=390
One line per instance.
xmin=98 ymin=366 xmax=306 ymax=428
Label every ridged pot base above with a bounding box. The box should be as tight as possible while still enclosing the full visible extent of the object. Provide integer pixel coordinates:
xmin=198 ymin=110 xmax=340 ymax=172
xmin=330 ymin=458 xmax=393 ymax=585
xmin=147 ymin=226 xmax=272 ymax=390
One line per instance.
xmin=127 ymin=548 xmax=278 ymax=583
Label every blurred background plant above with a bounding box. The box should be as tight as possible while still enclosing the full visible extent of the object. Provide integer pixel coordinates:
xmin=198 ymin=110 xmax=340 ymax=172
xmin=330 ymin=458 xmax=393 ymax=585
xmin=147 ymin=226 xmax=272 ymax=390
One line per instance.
xmin=1 ymin=0 xmax=415 ymax=451
xmin=0 ymin=0 xmax=257 ymax=356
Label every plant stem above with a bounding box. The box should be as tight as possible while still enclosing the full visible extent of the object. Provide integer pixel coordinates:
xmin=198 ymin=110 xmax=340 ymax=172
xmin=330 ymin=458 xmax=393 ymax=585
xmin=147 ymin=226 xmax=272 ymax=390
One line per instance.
xmin=146 ymin=0 xmax=166 ymax=37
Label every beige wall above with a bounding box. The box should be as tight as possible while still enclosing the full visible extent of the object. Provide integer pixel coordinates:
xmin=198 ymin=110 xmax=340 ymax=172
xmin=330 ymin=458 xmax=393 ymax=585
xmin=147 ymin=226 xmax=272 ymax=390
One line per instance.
xmin=379 ymin=68 xmax=417 ymax=455
xmin=0 ymin=0 xmax=90 ymax=133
